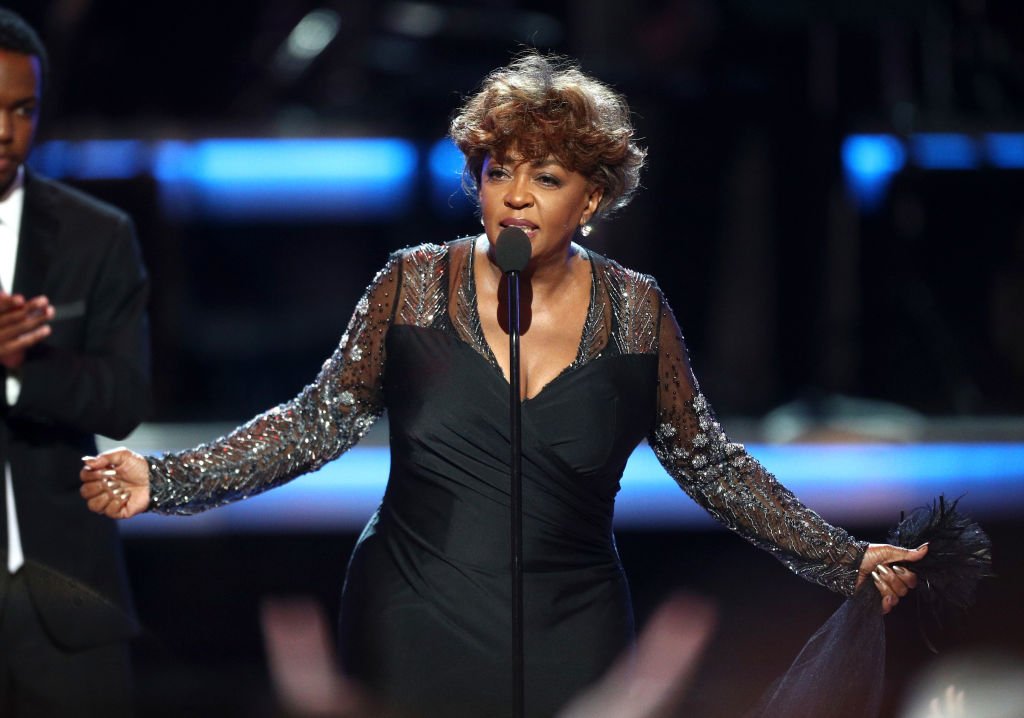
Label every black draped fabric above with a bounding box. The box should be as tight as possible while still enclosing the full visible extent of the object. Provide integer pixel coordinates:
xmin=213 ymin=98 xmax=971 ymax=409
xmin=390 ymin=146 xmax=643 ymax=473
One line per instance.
xmin=339 ymin=327 xmax=655 ymax=717
xmin=748 ymin=498 xmax=992 ymax=718
xmin=148 ymin=238 xmax=870 ymax=718
xmin=747 ymin=586 xmax=885 ymax=718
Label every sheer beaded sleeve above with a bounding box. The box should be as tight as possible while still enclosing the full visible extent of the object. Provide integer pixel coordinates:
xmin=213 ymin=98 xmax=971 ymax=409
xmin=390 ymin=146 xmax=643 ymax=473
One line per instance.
xmin=648 ymin=290 xmax=867 ymax=596
xmin=146 ymin=255 xmax=401 ymax=515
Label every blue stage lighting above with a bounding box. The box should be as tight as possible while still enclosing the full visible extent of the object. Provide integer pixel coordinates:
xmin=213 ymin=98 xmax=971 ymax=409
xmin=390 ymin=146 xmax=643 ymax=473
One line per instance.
xmin=840 ymin=134 xmax=905 ymax=210
xmin=27 ymin=140 xmax=71 ymax=177
xmin=911 ymin=133 xmax=980 ymax=170
xmin=984 ymin=133 xmax=1024 ymax=168
xmin=429 ymin=138 xmax=474 ymax=215
xmin=118 ymin=440 xmax=1024 ymax=533
xmin=29 ymin=139 xmax=147 ymax=180
xmin=32 ymin=137 xmax=420 ymax=221
xmin=429 ymin=137 xmax=464 ymax=185
xmin=154 ymin=138 xmax=418 ymax=221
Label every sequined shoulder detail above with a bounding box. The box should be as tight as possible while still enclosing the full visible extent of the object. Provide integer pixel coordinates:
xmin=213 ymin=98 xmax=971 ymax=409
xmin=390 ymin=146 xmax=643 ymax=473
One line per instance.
xmin=449 ymin=238 xmax=486 ymax=359
xmin=594 ymin=254 xmax=660 ymax=356
xmin=393 ymin=243 xmax=448 ymax=328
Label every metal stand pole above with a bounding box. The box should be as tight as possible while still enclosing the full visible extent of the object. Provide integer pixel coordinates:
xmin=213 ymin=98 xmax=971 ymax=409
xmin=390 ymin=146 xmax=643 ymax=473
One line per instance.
xmin=507 ymin=269 xmax=524 ymax=718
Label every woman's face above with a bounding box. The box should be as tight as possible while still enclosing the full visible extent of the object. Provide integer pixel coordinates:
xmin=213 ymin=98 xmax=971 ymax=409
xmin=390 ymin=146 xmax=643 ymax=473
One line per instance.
xmin=478 ymin=153 xmax=602 ymax=264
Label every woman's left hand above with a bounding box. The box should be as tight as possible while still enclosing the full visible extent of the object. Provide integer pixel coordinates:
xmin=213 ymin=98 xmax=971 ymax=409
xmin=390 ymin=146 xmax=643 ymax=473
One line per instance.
xmin=856 ymin=543 xmax=929 ymax=615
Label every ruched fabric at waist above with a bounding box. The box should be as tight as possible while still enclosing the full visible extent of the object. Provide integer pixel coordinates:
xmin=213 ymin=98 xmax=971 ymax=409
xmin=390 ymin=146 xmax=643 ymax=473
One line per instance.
xmin=379 ymin=462 xmax=622 ymax=575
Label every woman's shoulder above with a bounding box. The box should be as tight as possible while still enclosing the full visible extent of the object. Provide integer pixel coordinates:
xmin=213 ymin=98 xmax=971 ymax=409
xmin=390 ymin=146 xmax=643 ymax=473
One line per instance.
xmin=586 ymin=247 xmax=664 ymax=354
xmin=377 ymin=238 xmax=476 ymax=303
xmin=387 ymin=236 xmax=475 ymax=266
xmin=388 ymin=241 xmax=448 ymax=265
xmin=586 ymin=246 xmax=664 ymax=301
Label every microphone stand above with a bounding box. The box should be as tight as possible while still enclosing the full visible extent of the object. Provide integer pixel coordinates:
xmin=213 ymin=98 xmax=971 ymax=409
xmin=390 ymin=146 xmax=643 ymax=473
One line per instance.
xmin=495 ymin=225 xmax=530 ymax=718
xmin=505 ymin=268 xmax=525 ymax=718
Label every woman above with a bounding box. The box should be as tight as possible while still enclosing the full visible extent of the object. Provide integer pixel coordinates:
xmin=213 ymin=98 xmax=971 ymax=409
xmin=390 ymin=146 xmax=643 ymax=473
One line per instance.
xmin=81 ymin=52 xmax=925 ymax=718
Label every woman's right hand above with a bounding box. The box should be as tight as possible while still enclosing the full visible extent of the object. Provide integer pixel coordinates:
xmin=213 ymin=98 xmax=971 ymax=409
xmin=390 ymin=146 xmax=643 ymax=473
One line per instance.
xmin=80 ymin=448 xmax=152 ymax=519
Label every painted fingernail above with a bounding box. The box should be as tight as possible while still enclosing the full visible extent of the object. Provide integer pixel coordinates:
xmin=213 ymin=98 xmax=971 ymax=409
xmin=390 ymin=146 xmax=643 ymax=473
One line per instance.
xmin=877 ymin=564 xmax=891 ymax=576
xmin=892 ymin=565 xmax=906 ymax=575
xmin=916 ymin=543 xmax=929 ymax=550
xmin=871 ymin=569 xmax=881 ymax=582
xmin=101 ymin=470 xmax=117 ymax=477
xmin=82 ymin=456 xmax=96 ymax=462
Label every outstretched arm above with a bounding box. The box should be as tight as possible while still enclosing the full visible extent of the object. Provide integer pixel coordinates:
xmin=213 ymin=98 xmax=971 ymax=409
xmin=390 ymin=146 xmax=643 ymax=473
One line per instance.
xmin=80 ymin=256 xmax=401 ymax=517
xmin=648 ymin=288 xmax=924 ymax=610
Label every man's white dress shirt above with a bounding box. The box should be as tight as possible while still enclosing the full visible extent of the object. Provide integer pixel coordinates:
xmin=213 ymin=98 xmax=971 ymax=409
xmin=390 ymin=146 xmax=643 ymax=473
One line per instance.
xmin=1 ymin=166 xmax=27 ymax=573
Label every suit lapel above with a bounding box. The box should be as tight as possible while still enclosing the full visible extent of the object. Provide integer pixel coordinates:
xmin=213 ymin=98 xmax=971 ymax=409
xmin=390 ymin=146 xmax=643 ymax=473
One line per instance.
xmin=13 ymin=172 xmax=58 ymax=297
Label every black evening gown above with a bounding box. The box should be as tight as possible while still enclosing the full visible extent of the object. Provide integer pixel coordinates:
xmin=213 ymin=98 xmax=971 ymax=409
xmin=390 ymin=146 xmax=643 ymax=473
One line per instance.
xmin=339 ymin=323 xmax=655 ymax=716
xmin=148 ymin=238 xmax=867 ymax=718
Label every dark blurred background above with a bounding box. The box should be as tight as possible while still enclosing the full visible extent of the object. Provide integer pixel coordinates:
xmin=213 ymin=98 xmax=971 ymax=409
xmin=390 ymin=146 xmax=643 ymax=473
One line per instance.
xmin=12 ymin=0 xmax=1024 ymax=421
xmin=6 ymin=0 xmax=1024 ymax=716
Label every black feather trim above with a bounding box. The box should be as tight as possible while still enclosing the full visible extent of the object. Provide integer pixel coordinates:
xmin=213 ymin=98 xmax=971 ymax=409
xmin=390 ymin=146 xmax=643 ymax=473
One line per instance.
xmin=886 ymin=495 xmax=994 ymax=650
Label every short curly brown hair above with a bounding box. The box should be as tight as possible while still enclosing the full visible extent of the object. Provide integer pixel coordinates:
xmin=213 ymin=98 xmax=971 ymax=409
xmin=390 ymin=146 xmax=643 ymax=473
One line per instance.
xmin=449 ymin=51 xmax=646 ymax=218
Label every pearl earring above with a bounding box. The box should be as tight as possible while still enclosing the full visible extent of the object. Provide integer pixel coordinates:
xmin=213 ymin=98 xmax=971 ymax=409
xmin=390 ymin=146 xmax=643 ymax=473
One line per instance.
xmin=580 ymin=223 xmax=593 ymax=237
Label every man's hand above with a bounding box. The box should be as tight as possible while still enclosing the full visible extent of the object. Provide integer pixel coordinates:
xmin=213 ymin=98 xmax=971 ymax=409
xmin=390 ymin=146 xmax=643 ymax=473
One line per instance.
xmin=0 ymin=291 xmax=54 ymax=369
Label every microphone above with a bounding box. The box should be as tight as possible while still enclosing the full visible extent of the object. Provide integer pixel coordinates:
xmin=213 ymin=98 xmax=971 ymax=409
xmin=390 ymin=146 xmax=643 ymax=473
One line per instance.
xmin=494 ymin=224 xmax=530 ymax=717
xmin=495 ymin=226 xmax=531 ymax=273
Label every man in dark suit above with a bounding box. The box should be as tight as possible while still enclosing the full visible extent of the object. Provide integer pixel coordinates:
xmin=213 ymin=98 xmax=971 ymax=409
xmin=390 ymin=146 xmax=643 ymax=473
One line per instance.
xmin=0 ymin=8 xmax=150 ymax=716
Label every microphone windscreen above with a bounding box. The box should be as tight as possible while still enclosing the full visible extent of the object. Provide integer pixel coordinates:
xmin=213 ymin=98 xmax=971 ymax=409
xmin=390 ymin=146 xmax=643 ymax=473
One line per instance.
xmin=495 ymin=227 xmax=532 ymax=273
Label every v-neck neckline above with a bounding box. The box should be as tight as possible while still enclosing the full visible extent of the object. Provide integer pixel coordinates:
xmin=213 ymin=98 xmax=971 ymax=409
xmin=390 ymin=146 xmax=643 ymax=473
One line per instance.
xmin=460 ymin=236 xmax=601 ymax=401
